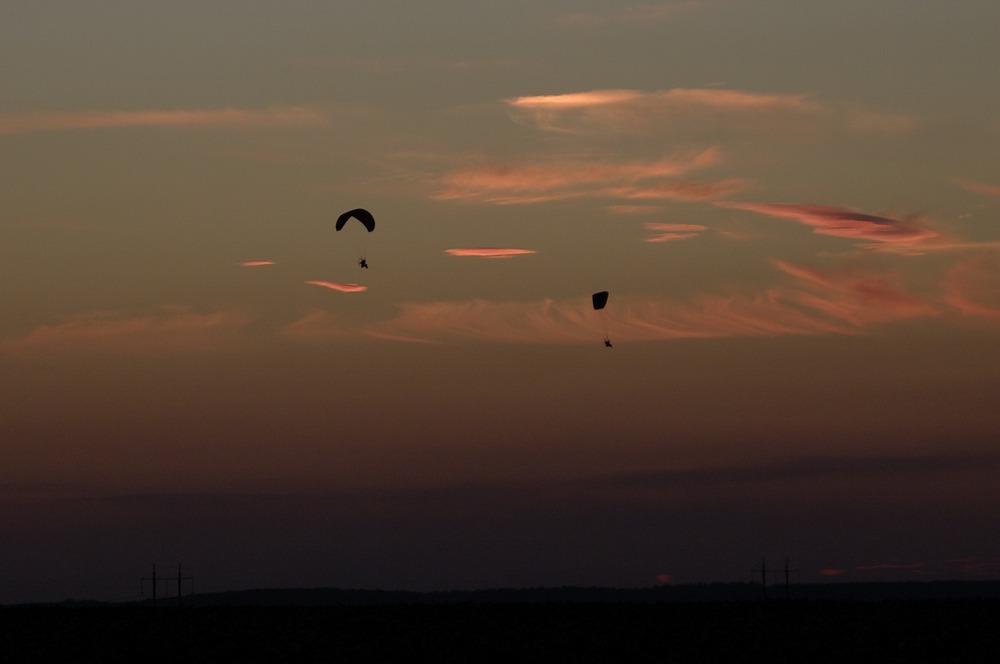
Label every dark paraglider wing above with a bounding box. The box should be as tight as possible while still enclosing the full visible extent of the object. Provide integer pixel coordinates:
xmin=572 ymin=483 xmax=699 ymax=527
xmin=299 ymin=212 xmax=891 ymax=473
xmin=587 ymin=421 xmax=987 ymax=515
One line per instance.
xmin=592 ymin=291 xmax=609 ymax=310
xmin=335 ymin=208 xmax=376 ymax=232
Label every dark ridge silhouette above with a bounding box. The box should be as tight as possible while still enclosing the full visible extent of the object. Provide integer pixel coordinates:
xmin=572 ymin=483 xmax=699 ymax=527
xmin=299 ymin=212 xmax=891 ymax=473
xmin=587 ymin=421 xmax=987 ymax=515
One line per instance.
xmin=4 ymin=594 xmax=1000 ymax=660
xmin=90 ymin=580 xmax=1000 ymax=607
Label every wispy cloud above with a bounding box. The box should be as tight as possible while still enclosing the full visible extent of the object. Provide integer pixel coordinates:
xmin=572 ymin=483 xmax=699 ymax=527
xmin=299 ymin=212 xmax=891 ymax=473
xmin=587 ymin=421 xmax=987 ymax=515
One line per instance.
xmin=953 ymin=177 xmax=1000 ymax=197
xmin=774 ymin=261 xmax=937 ymax=326
xmin=0 ymin=106 xmax=329 ymax=135
xmin=444 ymin=248 xmax=537 ymax=258
xmin=717 ymin=202 xmax=939 ymax=253
xmin=305 ymin=281 xmax=368 ymax=293
xmin=642 ymin=223 xmax=707 ymax=243
xmin=364 ymin=278 xmax=936 ymax=344
xmin=361 ymin=263 xmax=937 ymax=345
xmin=506 ymin=88 xmax=915 ymax=136
xmin=942 ymin=253 xmax=1000 ymax=321
xmin=436 ymin=149 xmax=739 ymax=204
xmin=239 ymin=260 xmax=276 ymax=267
xmin=0 ymin=307 xmax=252 ymax=356
xmin=279 ymin=309 xmax=364 ymax=343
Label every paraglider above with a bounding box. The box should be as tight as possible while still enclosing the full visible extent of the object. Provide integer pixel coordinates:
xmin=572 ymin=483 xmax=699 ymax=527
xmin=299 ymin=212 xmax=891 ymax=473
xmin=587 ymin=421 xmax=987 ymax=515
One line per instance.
xmin=592 ymin=291 xmax=609 ymax=310
xmin=335 ymin=208 xmax=376 ymax=232
xmin=592 ymin=291 xmax=612 ymax=347
xmin=335 ymin=208 xmax=375 ymax=268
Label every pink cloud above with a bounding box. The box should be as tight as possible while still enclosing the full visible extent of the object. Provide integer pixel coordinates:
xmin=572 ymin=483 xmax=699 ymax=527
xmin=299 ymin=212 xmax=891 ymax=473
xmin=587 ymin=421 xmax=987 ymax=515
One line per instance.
xmin=656 ymin=573 xmax=673 ymax=584
xmin=0 ymin=307 xmax=252 ymax=356
xmin=509 ymin=89 xmax=644 ymax=110
xmin=609 ymin=178 xmax=748 ymax=202
xmin=717 ymin=202 xmax=939 ymax=251
xmin=774 ymin=261 xmax=937 ymax=326
xmin=239 ymin=260 xmax=276 ymax=267
xmin=819 ymin=569 xmax=846 ymax=577
xmin=280 ymin=309 xmax=364 ymax=343
xmin=643 ymin=223 xmax=707 ymax=243
xmin=510 ymin=88 xmax=816 ymax=115
xmin=283 ymin=257 xmax=955 ymax=346
xmin=507 ymin=88 xmax=818 ymax=135
xmin=0 ymin=106 xmax=329 ymax=135
xmin=942 ymin=253 xmax=1000 ymax=321
xmin=355 ymin=255 xmax=950 ymax=345
xmin=436 ymin=149 xmax=733 ymax=204
xmin=506 ymin=88 xmax=914 ymax=137
xmin=953 ymin=177 xmax=1000 ymax=197
xmin=444 ymin=248 xmax=537 ymax=258
xmin=305 ymin=281 xmax=368 ymax=293
xmin=364 ymin=294 xmax=830 ymax=344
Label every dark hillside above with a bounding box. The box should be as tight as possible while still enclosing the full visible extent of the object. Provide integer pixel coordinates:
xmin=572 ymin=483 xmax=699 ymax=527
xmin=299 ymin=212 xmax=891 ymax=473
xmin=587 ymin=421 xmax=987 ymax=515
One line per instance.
xmin=3 ymin=598 xmax=999 ymax=662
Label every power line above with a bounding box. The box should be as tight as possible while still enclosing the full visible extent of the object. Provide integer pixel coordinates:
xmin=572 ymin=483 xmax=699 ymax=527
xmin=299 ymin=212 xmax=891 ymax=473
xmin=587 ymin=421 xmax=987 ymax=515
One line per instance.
xmin=754 ymin=558 xmax=800 ymax=598
xmin=140 ymin=563 xmax=193 ymax=607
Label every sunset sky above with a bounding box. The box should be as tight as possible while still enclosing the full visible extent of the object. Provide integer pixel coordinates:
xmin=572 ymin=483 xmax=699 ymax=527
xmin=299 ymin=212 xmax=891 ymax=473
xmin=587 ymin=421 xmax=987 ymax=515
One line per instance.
xmin=3 ymin=1 xmax=1000 ymax=603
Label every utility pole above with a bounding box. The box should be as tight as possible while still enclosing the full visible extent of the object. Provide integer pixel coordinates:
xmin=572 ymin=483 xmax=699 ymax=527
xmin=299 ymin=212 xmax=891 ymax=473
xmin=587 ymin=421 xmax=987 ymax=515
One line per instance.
xmin=754 ymin=558 xmax=799 ymax=598
xmin=782 ymin=558 xmax=800 ymax=598
xmin=141 ymin=564 xmax=193 ymax=606
xmin=175 ymin=563 xmax=194 ymax=606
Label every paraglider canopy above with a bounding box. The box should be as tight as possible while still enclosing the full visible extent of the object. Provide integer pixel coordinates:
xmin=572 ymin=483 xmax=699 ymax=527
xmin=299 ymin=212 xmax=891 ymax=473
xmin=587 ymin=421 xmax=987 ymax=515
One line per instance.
xmin=592 ymin=291 xmax=609 ymax=310
xmin=336 ymin=208 xmax=375 ymax=233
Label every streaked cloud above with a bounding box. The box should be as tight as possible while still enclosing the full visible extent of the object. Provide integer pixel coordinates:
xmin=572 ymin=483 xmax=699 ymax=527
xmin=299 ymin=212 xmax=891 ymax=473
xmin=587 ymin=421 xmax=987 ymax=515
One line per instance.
xmin=509 ymin=88 xmax=815 ymax=113
xmin=953 ymin=177 xmax=1000 ymax=197
xmin=506 ymin=88 xmax=916 ymax=136
xmin=239 ymin=260 xmax=276 ymax=267
xmin=444 ymin=248 xmax=537 ymax=258
xmin=642 ymin=223 xmax=707 ymax=243
xmin=773 ymin=261 xmax=937 ymax=326
xmin=717 ymin=202 xmax=939 ymax=252
xmin=353 ymin=251 xmax=966 ymax=345
xmin=279 ymin=309 xmax=363 ymax=343
xmin=0 ymin=307 xmax=252 ymax=355
xmin=305 ymin=281 xmax=368 ymax=293
xmin=0 ymin=106 xmax=329 ymax=135
xmin=362 ymin=265 xmax=936 ymax=344
xmin=436 ymin=149 xmax=738 ymax=204
xmin=942 ymin=253 xmax=1000 ymax=321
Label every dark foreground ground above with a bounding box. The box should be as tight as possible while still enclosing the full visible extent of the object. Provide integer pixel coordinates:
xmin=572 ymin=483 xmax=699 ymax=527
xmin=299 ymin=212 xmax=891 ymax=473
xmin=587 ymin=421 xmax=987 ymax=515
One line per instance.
xmin=3 ymin=600 xmax=999 ymax=662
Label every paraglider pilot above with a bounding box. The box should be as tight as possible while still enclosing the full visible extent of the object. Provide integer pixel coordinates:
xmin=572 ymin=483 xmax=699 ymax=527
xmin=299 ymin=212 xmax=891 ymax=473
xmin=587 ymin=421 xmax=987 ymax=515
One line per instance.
xmin=359 ymin=257 xmax=368 ymax=269
xmin=604 ymin=337 xmax=613 ymax=348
